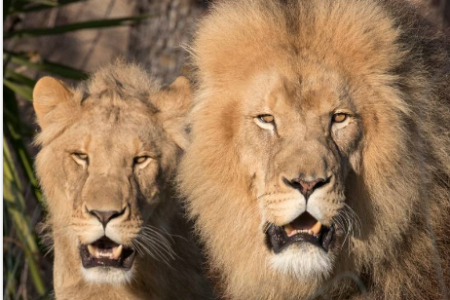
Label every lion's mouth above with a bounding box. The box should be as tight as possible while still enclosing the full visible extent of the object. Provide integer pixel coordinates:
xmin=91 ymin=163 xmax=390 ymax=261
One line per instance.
xmin=265 ymin=212 xmax=335 ymax=254
xmin=80 ymin=237 xmax=136 ymax=270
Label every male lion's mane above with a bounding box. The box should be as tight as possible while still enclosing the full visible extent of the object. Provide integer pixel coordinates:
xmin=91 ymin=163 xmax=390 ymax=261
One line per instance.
xmin=179 ymin=0 xmax=450 ymax=299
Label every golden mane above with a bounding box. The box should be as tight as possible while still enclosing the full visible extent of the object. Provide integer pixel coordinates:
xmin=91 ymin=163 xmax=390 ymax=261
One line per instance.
xmin=179 ymin=0 xmax=450 ymax=299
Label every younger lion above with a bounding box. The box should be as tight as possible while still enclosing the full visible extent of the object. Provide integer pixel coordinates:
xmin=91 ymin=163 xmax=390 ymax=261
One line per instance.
xmin=33 ymin=61 xmax=213 ymax=299
xmin=179 ymin=0 xmax=450 ymax=299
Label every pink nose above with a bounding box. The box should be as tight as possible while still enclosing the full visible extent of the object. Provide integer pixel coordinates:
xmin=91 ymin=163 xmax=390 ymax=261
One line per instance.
xmin=298 ymin=179 xmax=322 ymax=195
xmin=286 ymin=176 xmax=330 ymax=199
xmin=89 ymin=209 xmax=123 ymax=228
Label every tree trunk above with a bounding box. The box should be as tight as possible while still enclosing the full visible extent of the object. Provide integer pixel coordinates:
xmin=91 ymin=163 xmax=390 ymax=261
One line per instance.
xmin=127 ymin=0 xmax=208 ymax=85
xmin=444 ymin=0 xmax=450 ymax=28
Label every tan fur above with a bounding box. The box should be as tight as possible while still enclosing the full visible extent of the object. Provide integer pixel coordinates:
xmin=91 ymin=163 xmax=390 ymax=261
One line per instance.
xmin=179 ymin=0 xmax=450 ymax=299
xmin=34 ymin=61 xmax=213 ymax=300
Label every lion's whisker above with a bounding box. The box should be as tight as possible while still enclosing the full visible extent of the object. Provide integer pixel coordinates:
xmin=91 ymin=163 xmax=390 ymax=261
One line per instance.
xmin=135 ymin=237 xmax=172 ymax=266
xmin=138 ymin=234 xmax=172 ymax=257
xmin=140 ymin=231 xmax=176 ymax=257
xmin=134 ymin=239 xmax=165 ymax=264
xmin=138 ymin=230 xmax=177 ymax=261
xmin=143 ymin=224 xmax=178 ymax=243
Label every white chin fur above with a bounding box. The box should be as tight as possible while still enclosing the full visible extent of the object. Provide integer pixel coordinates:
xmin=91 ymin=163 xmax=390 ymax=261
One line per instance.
xmin=81 ymin=266 xmax=134 ymax=285
xmin=269 ymin=244 xmax=333 ymax=280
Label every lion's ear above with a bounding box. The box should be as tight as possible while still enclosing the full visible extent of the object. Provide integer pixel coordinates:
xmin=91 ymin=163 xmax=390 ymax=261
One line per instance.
xmin=154 ymin=76 xmax=192 ymax=150
xmin=33 ymin=76 xmax=73 ymax=129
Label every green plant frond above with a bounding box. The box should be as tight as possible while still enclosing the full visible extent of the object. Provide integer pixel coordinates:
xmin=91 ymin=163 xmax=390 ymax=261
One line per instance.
xmin=2 ymin=2 xmax=157 ymax=298
xmin=4 ymin=14 xmax=154 ymax=39
xmin=4 ymin=69 xmax=36 ymax=87
xmin=3 ymin=79 xmax=33 ymax=101
xmin=4 ymin=141 xmax=47 ymax=296
xmin=4 ymin=90 xmax=43 ymax=203
xmin=4 ymin=51 xmax=89 ymax=80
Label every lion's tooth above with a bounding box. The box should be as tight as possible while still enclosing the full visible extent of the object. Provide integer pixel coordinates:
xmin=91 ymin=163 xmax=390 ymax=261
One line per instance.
xmin=288 ymin=229 xmax=298 ymax=237
xmin=87 ymin=245 xmax=97 ymax=257
xmin=284 ymin=224 xmax=294 ymax=236
xmin=98 ymin=252 xmax=109 ymax=258
xmin=311 ymin=221 xmax=322 ymax=235
xmin=112 ymin=245 xmax=123 ymax=260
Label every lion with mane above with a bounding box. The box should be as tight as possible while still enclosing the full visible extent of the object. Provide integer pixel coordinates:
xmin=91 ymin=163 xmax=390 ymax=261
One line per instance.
xmin=178 ymin=0 xmax=450 ymax=299
xmin=33 ymin=61 xmax=213 ymax=299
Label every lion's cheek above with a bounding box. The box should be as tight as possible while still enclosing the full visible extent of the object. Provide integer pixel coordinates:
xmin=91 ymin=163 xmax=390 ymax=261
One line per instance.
xmin=62 ymin=157 xmax=88 ymax=210
xmin=238 ymin=147 xmax=265 ymax=190
xmin=349 ymin=151 xmax=362 ymax=175
xmin=332 ymin=122 xmax=363 ymax=175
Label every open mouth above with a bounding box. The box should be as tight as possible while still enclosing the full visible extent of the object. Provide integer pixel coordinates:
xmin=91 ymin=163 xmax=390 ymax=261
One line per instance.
xmin=80 ymin=237 xmax=136 ymax=270
xmin=265 ymin=212 xmax=335 ymax=254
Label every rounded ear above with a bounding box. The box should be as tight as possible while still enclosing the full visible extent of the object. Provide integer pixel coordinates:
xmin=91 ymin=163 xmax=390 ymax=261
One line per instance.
xmin=153 ymin=76 xmax=192 ymax=113
xmin=33 ymin=76 xmax=72 ymax=129
xmin=154 ymin=76 xmax=192 ymax=150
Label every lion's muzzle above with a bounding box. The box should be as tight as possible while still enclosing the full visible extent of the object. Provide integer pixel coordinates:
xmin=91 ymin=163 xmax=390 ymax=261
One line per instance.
xmin=77 ymin=203 xmax=138 ymax=271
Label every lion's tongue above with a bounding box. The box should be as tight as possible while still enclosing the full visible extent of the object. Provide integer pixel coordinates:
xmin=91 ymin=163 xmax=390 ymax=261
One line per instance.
xmin=284 ymin=212 xmax=322 ymax=237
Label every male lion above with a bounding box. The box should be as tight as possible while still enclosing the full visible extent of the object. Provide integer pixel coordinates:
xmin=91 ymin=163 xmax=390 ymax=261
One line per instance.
xmin=33 ymin=61 xmax=213 ymax=300
xmin=179 ymin=0 xmax=450 ymax=299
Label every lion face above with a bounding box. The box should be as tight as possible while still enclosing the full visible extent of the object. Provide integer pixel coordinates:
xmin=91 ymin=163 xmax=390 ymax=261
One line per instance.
xmin=54 ymin=103 xmax=166 ymax=284
xmin=34 ymin=66 xmax=190 ymax=285
xmin=180 ymin=0 xmax=438 ymax=297
xmin=239 ymin=68 xmax=363 ymax=279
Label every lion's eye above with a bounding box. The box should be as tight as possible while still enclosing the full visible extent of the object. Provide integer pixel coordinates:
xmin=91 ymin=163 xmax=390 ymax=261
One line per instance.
xmin=258 ymin=114 xmax=275 ymax=124
xmin=332 ymin=113 xmax=347 ymax=123
xmin=134 ymin=156 xmax=150 ymax=165
xmin=73 ymin=152 xmax=88 ymax=161
xmin=71 ymin=152 xmax=89 ymax=166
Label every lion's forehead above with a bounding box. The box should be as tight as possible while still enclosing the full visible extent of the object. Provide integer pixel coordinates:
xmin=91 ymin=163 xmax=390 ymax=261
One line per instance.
xmin=82 ymin=99 xmax=156 ymax=124
xmin=243 ymin=71 xmax=353 ymax=120
xmin=64 ymin=109 xmax=164 ymax=150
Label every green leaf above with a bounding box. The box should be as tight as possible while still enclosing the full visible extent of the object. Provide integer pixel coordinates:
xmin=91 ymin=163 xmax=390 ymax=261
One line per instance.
xmin=3 ymin=79 xmax=33 ymax=101
xmin=4 ymin=0 xmax=12 ymax=20
xmin=4 ymin=51 xmax=88 ymax=80
xmin=3 ymin=248 xmax=24 ymax=299
xmin=4 ymin=69 xmax=36 ymax=87
xmin=3 ymin=80 xmax=47 ymax=298
xmin=3 ymin=86 xmax=42 ymax=203
xmin=4 ymin=140 xmax=46 ymax=296
xmin=5 ymin=14 xmax=153 ymax=39
xmin=3 ymin=85 xmax=35 ymax=138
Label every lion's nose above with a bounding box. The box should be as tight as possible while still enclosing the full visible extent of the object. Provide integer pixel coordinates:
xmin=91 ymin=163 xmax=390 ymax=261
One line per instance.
xmin=89 ymin=209 xmax=125 ymax=228
xmin=286 ymin=176 xmax=331 ymax=200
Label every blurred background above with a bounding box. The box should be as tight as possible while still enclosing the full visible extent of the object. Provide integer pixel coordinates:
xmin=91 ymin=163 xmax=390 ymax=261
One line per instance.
xmin=2 ymin=0 xmax=450 ymax=299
